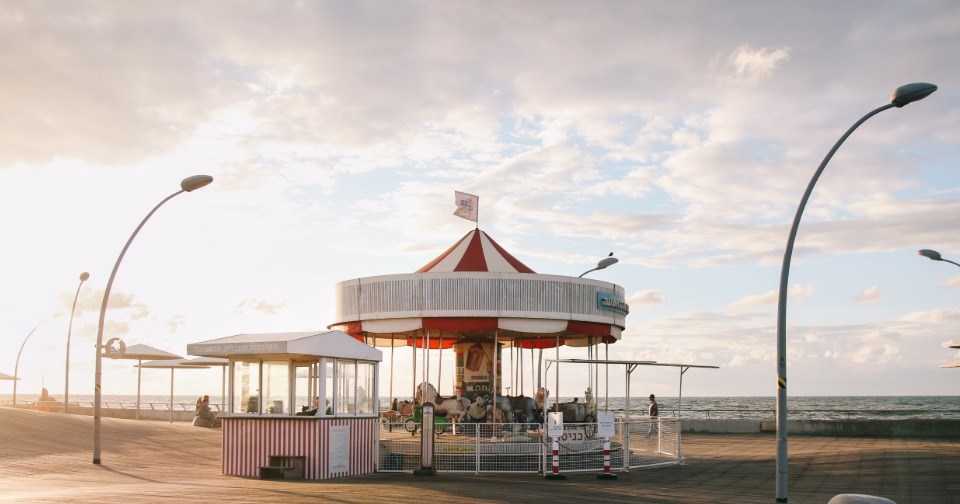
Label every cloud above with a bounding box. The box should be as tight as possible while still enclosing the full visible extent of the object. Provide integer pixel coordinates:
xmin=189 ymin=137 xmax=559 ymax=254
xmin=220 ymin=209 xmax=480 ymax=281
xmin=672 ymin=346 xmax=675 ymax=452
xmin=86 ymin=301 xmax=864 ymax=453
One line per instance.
xmin=850 ymin=330 xmax=902 ymax=364
xmin=901 ymin=309 xmax=960 ymax=324
xmin=730 ymin=283 xmax=813 ymax=309
xmin=855 ymin=286 xmax=883 ymax=303
xmin=716 ymin=44 xmax=792 ymax=83
xmin=236 ymin=298 xmax=285 ymax=315
xmin=943 ymin=276 xmax=960 ymax=288
xmin=627 ymin=290 xmax=665 ymax=307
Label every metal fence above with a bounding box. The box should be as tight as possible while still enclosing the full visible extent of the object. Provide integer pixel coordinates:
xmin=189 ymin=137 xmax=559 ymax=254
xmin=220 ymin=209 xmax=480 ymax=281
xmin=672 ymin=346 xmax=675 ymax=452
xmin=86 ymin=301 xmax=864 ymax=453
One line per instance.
xmin=378 ymin=417 xmax=681 ymax=474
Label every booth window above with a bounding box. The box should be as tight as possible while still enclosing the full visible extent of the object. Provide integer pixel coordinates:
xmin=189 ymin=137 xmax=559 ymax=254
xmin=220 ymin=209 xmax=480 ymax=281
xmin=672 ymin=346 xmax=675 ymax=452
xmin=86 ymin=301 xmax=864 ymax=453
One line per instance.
xmin=233 ymin=361 xmax=260 ymax=414
xmin=357 ymin=361 xmax=375 ymax=414
xmin=262 ymin=361 xmax=289 ymax=415
xmin=336 ymin=360 xmax=356 ymax=415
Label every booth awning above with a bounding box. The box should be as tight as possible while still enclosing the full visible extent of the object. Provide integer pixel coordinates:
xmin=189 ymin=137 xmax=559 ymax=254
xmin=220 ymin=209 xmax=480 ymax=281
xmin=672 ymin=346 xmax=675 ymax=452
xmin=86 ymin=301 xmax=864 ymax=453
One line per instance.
xmin=187 ymin=330 xmax=383 ymax=362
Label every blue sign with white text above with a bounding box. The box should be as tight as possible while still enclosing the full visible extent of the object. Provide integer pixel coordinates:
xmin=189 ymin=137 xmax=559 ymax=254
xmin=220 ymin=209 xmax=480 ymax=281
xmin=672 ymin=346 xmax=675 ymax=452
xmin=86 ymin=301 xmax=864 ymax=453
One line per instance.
xmin=596 ymin=292 xmax=629 ymax=315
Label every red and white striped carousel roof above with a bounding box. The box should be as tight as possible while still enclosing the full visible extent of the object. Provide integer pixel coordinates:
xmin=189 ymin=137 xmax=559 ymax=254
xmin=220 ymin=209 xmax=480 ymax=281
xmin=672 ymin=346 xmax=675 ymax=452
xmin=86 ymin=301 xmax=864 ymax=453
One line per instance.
xmin=417 ymin=229 xmax=535 ymax=274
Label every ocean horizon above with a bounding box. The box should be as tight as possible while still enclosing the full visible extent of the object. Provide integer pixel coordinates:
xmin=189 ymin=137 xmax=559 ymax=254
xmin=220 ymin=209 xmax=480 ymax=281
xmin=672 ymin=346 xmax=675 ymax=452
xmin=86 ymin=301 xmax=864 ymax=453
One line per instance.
xmin=4 ymin=394 xmax=957 ymax=420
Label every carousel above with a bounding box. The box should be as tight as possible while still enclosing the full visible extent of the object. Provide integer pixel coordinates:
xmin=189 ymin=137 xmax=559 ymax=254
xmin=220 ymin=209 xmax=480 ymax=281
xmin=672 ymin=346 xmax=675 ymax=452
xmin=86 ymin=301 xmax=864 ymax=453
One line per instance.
xmin=328 ymin=228 xmax=634 ymax=472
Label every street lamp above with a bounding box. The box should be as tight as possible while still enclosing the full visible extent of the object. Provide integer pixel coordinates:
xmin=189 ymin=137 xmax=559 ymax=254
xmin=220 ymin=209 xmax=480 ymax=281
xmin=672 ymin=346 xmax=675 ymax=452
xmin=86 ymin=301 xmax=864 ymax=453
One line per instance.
xmin=93 ymin=175 xmax=213 ymax=465
xmin=775 ymin=83 xmax=936 ymax=503
xmin=918 ymin=249 xmax=960 ymax=268
xmin=13 ymin=321 xmax=47 ymax=406
xmin=578 ymin=254 xmax=618 ymax=278
xmin=64 ymin=272 xmax=89 ymax=414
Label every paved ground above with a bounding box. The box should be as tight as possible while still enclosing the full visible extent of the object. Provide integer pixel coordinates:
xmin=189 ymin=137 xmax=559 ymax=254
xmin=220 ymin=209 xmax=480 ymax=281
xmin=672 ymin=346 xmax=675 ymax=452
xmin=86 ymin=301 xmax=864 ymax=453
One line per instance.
xmin=1 ymin=407 xmax=958 ymax=503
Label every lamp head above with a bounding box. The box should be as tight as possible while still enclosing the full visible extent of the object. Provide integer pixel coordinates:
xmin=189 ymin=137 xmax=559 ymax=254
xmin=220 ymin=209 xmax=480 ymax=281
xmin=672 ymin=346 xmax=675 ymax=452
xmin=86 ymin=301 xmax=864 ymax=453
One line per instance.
xmin=79 ymin=272 xmax=90 ymax=282
xmin=596 ymin=257 xmax=619 ymax=270
xmin=181 ymin=175 xmax=214 ymax=192
xmin=918 ymin=249 xmax=942 ymax=261
xmin=890 ymin=83 xmax=937 ymax=108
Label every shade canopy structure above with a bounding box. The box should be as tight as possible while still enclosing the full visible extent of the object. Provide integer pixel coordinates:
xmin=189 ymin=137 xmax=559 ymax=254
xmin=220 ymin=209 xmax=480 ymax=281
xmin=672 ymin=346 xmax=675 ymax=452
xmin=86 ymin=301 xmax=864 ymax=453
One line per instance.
xmin=0 ymin=371 xmax=20 ymax=381
xmin=109 ymin=344 xmax=183 ymax=420
xmin=137 ymin=358 xmax=209 ymax=423
xmin=942 ymin=361 xmax=960 ymax=369
xmin=329 ymin=229 xmax=628 ymax=348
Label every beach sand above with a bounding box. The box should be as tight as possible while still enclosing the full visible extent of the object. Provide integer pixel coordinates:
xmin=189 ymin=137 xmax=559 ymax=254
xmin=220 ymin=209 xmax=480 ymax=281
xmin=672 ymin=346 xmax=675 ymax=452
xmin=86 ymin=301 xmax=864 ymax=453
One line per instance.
xmin=0 ymin=406 xmax=958 ymax=503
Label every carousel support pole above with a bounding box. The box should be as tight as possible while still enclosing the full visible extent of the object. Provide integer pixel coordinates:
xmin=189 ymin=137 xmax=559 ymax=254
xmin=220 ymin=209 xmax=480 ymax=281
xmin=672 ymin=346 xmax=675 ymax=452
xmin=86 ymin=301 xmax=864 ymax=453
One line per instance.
xmin=492 ymin=330 xmax=499 ymax=428
xmin=438 ymin=332 xmax=443 ymax=395
xmin=425 ymin=329 xmax=430 ymax=395
xmin=538 ymin=349 xmax=543 ymax=390
xmin=554 ymin=333 xmax=560 ymax=413
xmin=604 ymin=342 xmax=610 ymax=412
xmin=412 ymin=334 xmax=417 ymax=402
xmin=389 ymin=336 xmax=395 ymax=407
xmin=530 ymin=340 xmax=535 ymax=396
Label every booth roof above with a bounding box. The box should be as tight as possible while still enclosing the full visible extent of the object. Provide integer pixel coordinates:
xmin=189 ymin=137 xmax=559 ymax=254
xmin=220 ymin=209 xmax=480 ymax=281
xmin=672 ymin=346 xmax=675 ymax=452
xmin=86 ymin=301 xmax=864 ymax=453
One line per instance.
xmin=186 ymin=330 xmax=382 ymax=362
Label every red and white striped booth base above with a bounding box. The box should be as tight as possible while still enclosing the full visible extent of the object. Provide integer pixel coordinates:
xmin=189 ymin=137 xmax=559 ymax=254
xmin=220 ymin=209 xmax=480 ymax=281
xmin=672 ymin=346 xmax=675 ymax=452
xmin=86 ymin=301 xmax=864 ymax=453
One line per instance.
xmin=222 ymin=417 xmax=379 ymax=480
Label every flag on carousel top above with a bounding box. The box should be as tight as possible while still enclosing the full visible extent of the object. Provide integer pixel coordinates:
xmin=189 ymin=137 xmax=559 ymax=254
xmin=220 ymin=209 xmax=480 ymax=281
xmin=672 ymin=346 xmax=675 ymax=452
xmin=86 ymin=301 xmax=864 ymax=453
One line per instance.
xmin=453 ymin=191 xmax=478 ymax=223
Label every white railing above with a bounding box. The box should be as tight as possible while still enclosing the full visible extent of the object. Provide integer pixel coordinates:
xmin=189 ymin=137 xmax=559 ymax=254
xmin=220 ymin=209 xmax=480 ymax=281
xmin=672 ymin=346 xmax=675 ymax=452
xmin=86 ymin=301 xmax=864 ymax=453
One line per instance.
xmin=378 ymin=417 xmax=681 ymax=474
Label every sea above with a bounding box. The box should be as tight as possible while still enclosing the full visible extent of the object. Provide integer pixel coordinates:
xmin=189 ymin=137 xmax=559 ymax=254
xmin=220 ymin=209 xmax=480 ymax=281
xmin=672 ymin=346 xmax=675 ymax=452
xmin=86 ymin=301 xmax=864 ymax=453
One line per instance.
xmin=2 ymin=394 xmax=958 ymax=420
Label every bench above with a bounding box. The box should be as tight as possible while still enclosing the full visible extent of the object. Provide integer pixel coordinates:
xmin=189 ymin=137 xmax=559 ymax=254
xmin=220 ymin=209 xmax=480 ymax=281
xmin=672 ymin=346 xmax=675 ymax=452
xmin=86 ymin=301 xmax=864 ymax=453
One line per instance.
xmin=259 ymin=455 xmax=306 ymax=480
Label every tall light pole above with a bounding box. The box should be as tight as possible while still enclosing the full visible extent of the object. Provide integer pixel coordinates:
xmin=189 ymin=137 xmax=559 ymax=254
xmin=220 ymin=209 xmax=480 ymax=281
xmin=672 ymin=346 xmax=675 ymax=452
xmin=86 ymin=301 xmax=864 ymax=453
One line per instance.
xmin=579 ymin=254 xmax=618 ymax=278
xmin=93 ymin=175 xmax=213 ymax=465
xmin=13 ymin=321 xmax=47 ymax=406
xmin=64 ymin=272 xmax=89 ymax=413
xmin=776 ymin=83 xmax=936 ymax=502
xmin=918 ymin=249 xmax=960 ymax=268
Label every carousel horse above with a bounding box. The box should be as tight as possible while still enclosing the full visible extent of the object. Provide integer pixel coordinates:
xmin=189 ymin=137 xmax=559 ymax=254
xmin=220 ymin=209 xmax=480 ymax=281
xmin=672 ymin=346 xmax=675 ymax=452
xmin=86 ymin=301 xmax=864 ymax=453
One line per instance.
xmin=492 ymin=387 xmax=548 ymax=424
xmin=414 ymin=383 xmax=469 ymax=422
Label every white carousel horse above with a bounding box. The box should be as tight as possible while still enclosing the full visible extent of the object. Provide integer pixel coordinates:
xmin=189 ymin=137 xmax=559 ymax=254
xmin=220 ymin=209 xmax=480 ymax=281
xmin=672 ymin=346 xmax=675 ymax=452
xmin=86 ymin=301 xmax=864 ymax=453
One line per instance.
xmin=492 ymin=387 xmax=548 ymax=423
xmin=415 ymin=383 xmax=469 ymax=422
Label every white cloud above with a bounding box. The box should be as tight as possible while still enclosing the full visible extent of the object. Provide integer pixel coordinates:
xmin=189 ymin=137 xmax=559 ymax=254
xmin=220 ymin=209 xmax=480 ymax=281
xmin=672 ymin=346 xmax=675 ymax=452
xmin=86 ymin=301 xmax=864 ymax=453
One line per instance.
xmin=855 ymin=286 xmax=883 ymax=303
xmin=902 ymin=309 xmax=960 ymax=324
xmin=730 ymin=284 xmax=813 ymax=309
xmin=943 ymin=276 xmax=960 ymax=288
xmin=627 ymin=290 xmax=665 ymax=307
xmin=719 ymin=44 xmax=792 ymax=83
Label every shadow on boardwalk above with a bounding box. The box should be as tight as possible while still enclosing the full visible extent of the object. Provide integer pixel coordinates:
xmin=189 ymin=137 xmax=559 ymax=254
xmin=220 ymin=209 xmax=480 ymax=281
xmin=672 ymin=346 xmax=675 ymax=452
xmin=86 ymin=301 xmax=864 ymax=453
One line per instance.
xmin=0 ymin=407 xmax=958 ymax=503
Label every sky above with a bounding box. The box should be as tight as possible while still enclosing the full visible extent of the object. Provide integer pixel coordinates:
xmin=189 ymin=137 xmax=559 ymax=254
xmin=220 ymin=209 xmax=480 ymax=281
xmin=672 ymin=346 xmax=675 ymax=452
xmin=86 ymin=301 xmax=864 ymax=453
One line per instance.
xmin=2 ymin=1 xmax=959 ymax=402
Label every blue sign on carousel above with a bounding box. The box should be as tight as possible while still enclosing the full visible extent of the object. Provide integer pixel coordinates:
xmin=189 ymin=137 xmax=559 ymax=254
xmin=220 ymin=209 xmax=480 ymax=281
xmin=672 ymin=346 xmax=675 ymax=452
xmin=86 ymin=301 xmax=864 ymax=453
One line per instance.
xmin=596 ymin=292 xmax=629 ymax=315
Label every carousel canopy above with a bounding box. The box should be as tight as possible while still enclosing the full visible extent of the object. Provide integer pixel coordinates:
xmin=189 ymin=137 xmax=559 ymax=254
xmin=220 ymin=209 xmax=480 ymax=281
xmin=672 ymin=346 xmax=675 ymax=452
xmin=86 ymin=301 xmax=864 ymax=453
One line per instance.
xmin=330 ymin=229 xmax=628 ymax=348
xmin=417 ymin=229 xmax=535 ymax=273
xmin=187 ymin=330 xmax=383 ymax=362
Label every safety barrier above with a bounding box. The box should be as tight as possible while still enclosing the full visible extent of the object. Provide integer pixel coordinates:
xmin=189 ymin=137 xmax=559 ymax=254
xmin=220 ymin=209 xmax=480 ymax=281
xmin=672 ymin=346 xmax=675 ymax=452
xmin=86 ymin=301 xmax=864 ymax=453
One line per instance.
xmin=378 ymin=417 xmax=681 ymax=474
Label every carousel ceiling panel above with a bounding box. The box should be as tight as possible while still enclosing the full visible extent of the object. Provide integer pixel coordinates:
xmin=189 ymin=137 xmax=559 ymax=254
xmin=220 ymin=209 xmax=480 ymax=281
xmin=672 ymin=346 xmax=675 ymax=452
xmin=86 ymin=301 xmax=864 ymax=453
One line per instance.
xmin=498 ymin=317 xmax=567 ymax=334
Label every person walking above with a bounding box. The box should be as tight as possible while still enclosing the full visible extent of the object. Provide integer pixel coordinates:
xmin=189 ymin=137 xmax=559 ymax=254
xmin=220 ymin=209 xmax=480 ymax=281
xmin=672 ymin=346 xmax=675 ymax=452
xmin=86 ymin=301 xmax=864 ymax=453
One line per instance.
xmin=646 ymin=394 xmax=659 ymax=436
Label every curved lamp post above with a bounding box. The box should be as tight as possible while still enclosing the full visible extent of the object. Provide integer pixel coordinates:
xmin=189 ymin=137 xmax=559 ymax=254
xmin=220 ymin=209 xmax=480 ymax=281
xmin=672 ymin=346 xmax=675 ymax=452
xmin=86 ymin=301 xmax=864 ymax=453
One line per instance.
xmin=776 ymin=83 xmax=936 ymax=502
xmin=64 ymin=272 xmax=90 ymax=413
xmin=13 ymin=321 xmax=47 ymax=406
xmin=917 ymin=249 xmax=960 ymax=268
xmin=93 ymin=175 xmax=213 ymax=465
xmin=578 ymin=255 xmax=619 ymax=278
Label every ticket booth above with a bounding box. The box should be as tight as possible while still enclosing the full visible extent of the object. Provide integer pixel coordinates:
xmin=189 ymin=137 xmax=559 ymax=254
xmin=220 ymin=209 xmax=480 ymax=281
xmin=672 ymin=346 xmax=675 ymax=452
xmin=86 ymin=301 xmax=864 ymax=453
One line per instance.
xmin=187 ymin=331 xmax=381 ymax=480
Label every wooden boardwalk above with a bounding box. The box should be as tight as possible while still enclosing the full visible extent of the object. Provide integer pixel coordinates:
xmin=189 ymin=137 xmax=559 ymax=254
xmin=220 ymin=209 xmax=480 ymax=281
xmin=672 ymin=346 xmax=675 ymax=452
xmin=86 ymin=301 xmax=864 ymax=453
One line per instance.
xmin=1 ymin=407 xmax=958 ymax=503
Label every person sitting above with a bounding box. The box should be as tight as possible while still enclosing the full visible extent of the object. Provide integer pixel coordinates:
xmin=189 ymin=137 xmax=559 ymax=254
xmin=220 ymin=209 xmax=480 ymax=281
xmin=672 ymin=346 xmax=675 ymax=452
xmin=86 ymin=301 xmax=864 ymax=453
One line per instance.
xmin=193 ymin=395 xmax=219 ymax=427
